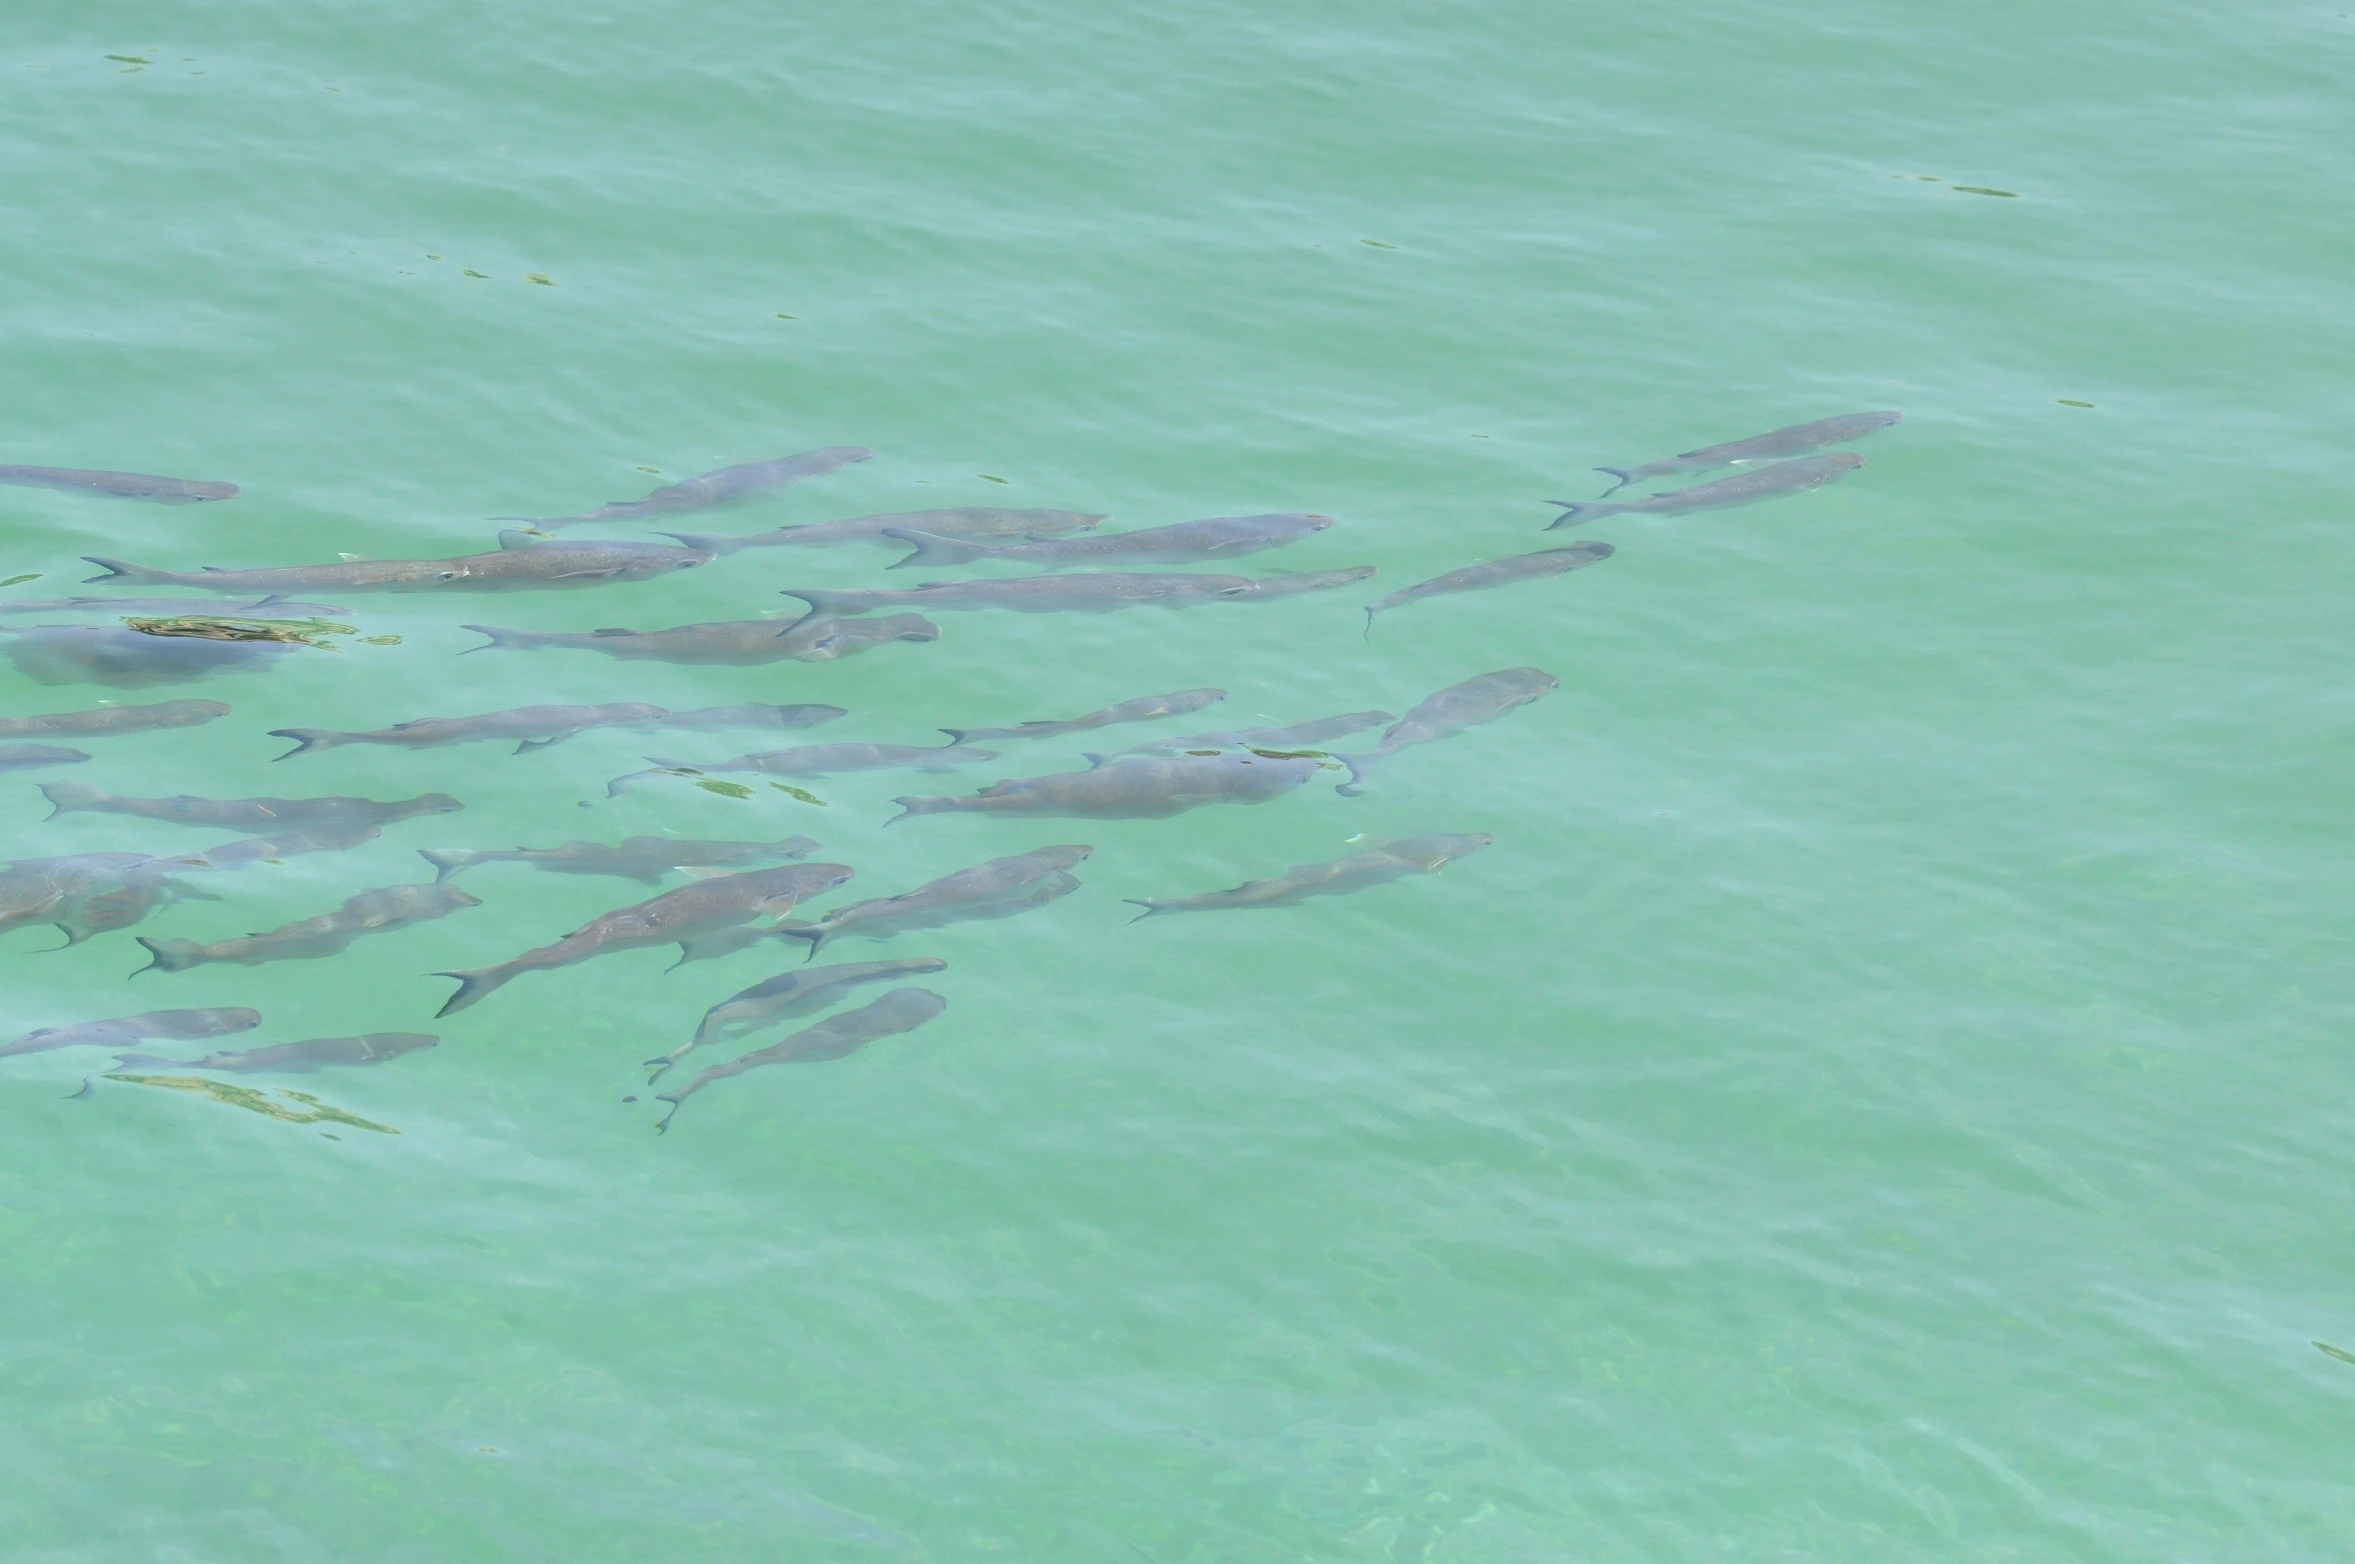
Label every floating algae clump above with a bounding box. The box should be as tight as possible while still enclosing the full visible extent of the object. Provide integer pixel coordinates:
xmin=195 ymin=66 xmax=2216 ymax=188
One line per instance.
xmin=124 ymin=615 xmax=357 ymax=650
xmin=105 ymin=1074 xmax=398 ymax=1133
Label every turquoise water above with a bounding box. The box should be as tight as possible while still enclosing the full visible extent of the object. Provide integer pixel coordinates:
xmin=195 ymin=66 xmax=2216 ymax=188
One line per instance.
xmin=5 ymin=0 xmax=2353 ymax=1556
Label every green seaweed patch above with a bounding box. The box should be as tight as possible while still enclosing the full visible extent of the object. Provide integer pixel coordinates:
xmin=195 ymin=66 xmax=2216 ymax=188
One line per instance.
xmin=1952 ymin=186 xmax=2017 ymax=198
xmin=695 ymin=778 xmax=755 ymax=799
xmin=124 ymin=614 xmax=356 ymax=649
xmin=2056 ymin=399 xmax=2094 ymax=408
xmin=1247 ymin=748 xmax=1329 ymax=760
xmin=360 ymin=634 xmax=403 ymax=645
xmin=106 ymin=1074 xmax=398 ymax=1133
xmin=768 ymin=783 xmax=829 ymax=806
xmin=0 ymin=573 xmax=39 ymax=587
xmin=106 ymin=54 xmax=151 ymax=63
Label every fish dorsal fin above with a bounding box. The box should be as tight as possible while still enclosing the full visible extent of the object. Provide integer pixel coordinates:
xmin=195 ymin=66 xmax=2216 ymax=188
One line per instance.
xmin=1080 ymin=752 xmax=1113 ymax=768
xmin=496 ymin=530 xmax=544 ymax=551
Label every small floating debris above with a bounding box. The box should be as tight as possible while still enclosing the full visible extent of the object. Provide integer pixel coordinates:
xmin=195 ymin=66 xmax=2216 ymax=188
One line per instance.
xmin=2318 ymin=1341 xmax=2355 ymax=1365
xmin=462 ymin=269 xmax=488 ymax=279
xmin=105 ymin=1074 xmax=398 ymax=1133
xmin=2056 ymin=399 xmax=2094 ymax=408
xmin=1952 ymin=186 xmax=2018 ymax=198
xmin=0 ymin=574 xmax=39 ymax=588
xmin=524 ymin=273 xmax=554 ymax=286
xmin=1361 ymin=239 xmax=1396 ymax=249
xmin=979 ymin=474 xmax=1009 ymax=484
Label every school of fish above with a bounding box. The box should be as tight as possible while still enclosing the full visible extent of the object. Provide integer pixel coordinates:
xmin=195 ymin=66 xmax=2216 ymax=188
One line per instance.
xmin=1 ymin=416 xmax=1893 ymax=1127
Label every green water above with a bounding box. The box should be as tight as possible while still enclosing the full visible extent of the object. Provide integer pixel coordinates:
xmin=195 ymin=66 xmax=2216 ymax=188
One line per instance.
xmin=4 ymin=0 xmax=2352 ymax=1557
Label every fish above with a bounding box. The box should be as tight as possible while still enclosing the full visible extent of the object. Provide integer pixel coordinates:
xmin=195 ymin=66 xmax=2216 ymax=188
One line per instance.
xmin=2 ymin=624 xmax=292 ymax=687
xmin=940 ymin=688 xmax=1225 ymax=745
xmin=40 ymin=781 xmax=462 ymax=831
xmin=188 ymin=824 xmax=384 ymax=867
xmin=0 ymin=465 xmax=239 ymax=503
xmin=80 ymin=531 xmax=713 ymax=595
xmin=1364 ymin=542 xmax=1614 ymax=631
xmin=0 ymin=698 xmax=230 ymax=740
xmin=776 ymin=845 xmax=1091 ymax=958
xmin=664 ymin=507 xmax=1106 ymax=556
xmin=0 ymin=851 xmax=219 ymax=947
xmin=1546 ymin=453 xmax=1862 ymax=528
xmin=889 ymin=749 xmax=1326 ymax=825
xmin=495 ymin=447 xmax=874 ymax=530
xmin=0 ymin=744 xmax=90 ymax=772
xmin=1117 ymin=709 xmax=1395 ymax=757
xmin=0 ymin=1007 xmax=260 ymax=1061
xmin=885 ymin=512 xmax=1332 ymax=570
xmin=631 ymin=703 xmax=846 ymax=736
xmin=418 ymin=835 xmax=819 ymax=885
xmin=781 ymin=566 xmax=1374 ymax=619
xmin=432 ymin=862 xmax=854 ymax=1017
xmin=268 ymin=702 xmax=669 ymax=759
xmin=1125 ymin=832 xmax=1493 ymax=919
xmin=458 ymin=612 xmax=938 ymax=666
xmin=1335 ymin=668 xmax=1557 ymax=796
xmin=647 ymin=957 xmax=950 ymax=1082
xmin=114 ymin=1031 xmax=438 ymax=1074
xmin=1594 ymin=412 xmax=1901 ymax=496
xmin=0 ymin=595 xmax=350 ymax=618
xmin=608 ymin=742 xmax=999 ymax=797
xmin=654 ymin=987 xmax=947 ymax=1132
xmin=134 ymin=883 xmax=482 ymax=973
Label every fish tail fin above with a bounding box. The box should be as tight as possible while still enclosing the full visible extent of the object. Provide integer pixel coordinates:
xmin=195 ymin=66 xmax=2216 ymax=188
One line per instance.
xmin=773 ymin=923 xmax=826 ymax=961
xmin=38 ymin=780 xmax=99 ymax=820
xmin=1593 ymin=467 xmax=1636 ymax=497
xmin=264 ymin=728 xmax=343 ymax=759
xmin=936 ymin=728 xmax=975 ymax=745
xmin=417 ymin=848 xmax=476 ymax=882
xmin=79 ymin=556 xmax=170 ymax=586
xmin=1544 ymin=500 xmax=1622 ymax=530
xmin=432 ymin=963 xmax=519 ymax=1018
xmin=883 ymin=528 xmax=991 ymax=569
xmin=133 ymin=936 xmax=201 ymax=975
xmin=1335 ymin=755 xmax=1378 ymax=797
xmin=458 ymin=624 xmax=536 ymax=654
xmin=1123 ymin=899 xmax=1164 ymax=923
xmin=883 ymin=796 xmax=950 ymax=827
xmin=657 ymin=530 xmax=742 ymax=556
xmin=779 ymin=588 xmax=855 ymax=619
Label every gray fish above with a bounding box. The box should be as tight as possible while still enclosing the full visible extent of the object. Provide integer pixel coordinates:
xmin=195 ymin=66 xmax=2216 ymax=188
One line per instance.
xmin=459 ymin=612 xmax=938 ymax=665
xmin=115 ymin=1032 xmax=438 ymax=1074
xmin=1118 ymin=709 xmax=1395 ymax=757
xmin=632 ymin=703 xmax=846 ymax=736
xmin=0 ymin=851 xmax=219 ymax=947
xmin=0 ymin=743 xmax=89 ymax=772
xmin=777 ymin=845 xmax=1091 ymax=958
xmin=886 ymin=513 xmax=1331 ymax=570
xmin=419 ymin=835 xmax=819 ymax=885
xmin=890 ymin=749 xmax=1326 ymax=825
xmin=269 ymin=702 xmax=668 ymax=759
xmin=649 ymin=957 xmax=950 ymax=1081
xmin=3 ymin=624 xmax=291 ymax=687
xmin=433 ymin=862 xmax=854 ymax=1017
xmin=0 ymin=1006 xmax=260 ymax=1061
xmin=1595 ymin=412 xmax=1901 ymax=496
xmin=1335 ymin=668 xmax=1557 ymax=796
xmin=1126 ymin=832 xmax=1493 ymax=919
xmin=654 ymin=987 xmax=947 ymax=1132
xmin=81 ymin=531 xmax=713 ymax=595
xmin=135 ymin=883 xmax=482 ymax=973
xmin=1365 ymin=542 xmax=1614 ymax=631
xmin=665 ymin=507 xmax=1106 ymax=556
xmin=0 ymin=465 xmax=238 ymax=504
xmin=189 ymin=824 xmax=384 ymax=867
xmin=610 ymin=742 xmax=999 ymax=797
xmin=1547 ymin=453 xmax=1862 ymax=528
xmin=941 ymin=687 xmax=1226 ymax=745
xmin=0 ymin=699 xmax=232 ymax=742
xmin=495 ymin=447 xmax=873 ymax=530
xmin=40 ymin=780 xmax=462 ymax=832
xmin=0 ymin=595 xmax=350 ymax=618
xmin=783 ymin=566 xmax=1374 ymax=619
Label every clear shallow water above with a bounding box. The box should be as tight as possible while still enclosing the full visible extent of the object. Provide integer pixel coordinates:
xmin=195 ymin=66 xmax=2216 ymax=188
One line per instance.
xmin=4 ymin=0 xmax=2352 ymax=1557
